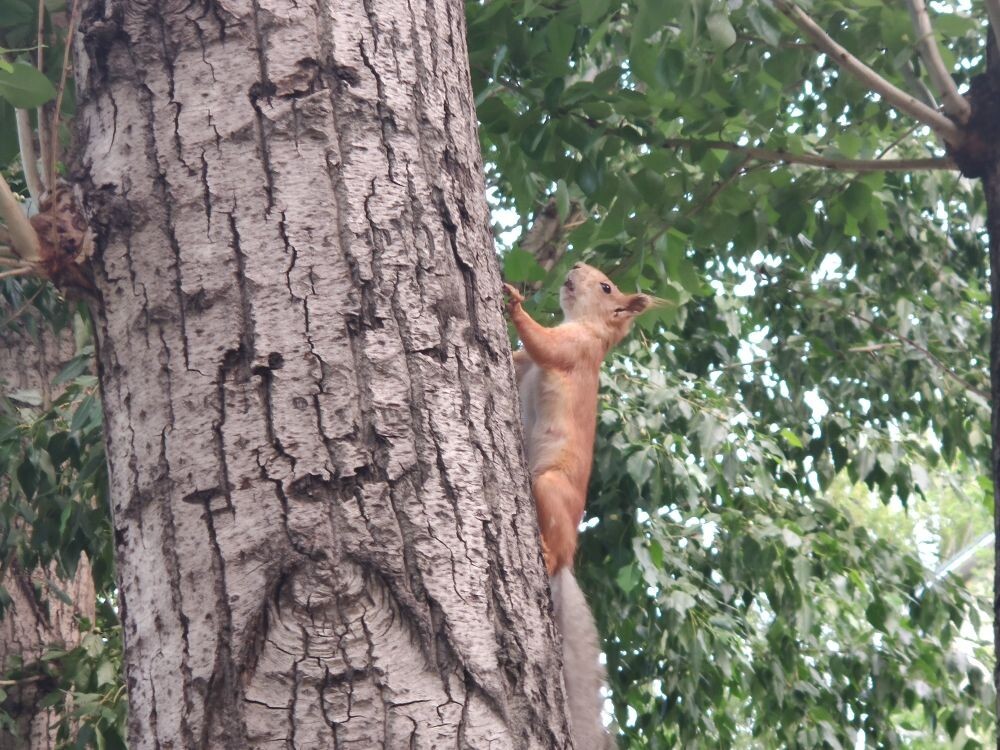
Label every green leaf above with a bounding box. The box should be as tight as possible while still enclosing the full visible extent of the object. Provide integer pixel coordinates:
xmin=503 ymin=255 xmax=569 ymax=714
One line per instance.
xmin=705 ymin=13 xmax=736 ymax=50
xmin=0 ymin=1 xmax=34 ymax=26
xmin=503 ymin=248 xmax=545 ymax=283
xmin=666 ymin=589 xmax=696 ymax=615
xmin=96 ymin=658 xmax=116 ymax=687
xmin=866 ymin=597 xmax=888 ymax=631
xmin=554 ymin=179 xmax=570 ymax=221
xmin=779 ymin=429 xmax=803 ymax=448
xmin=8 ymin=388 xmax=42 ymax=406
xmin=746 ymin=6 xmax=781 ymax=46
xmin=580 ymin=0 xmax=609 ymax=24
xmin=626 ymin=447 xmax=653 ymax=487
xmin=38 ymin=691 xmax=62 ymax=708
xmin=0 ymin=62 xmax=56 ymax=108
xmin=616 ymin=564 xmax=640 ymax=593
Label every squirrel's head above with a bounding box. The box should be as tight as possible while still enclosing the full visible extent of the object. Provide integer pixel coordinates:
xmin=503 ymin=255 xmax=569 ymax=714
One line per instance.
xmin=559 ymin=263 xmax=653 ymax=344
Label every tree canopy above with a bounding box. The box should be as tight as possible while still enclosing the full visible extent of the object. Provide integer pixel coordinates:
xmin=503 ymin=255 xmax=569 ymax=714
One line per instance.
xmin=470 ymin=0 xmax=994 ymax=746
xmin=0 ymin=0 xmax=996 ymax=746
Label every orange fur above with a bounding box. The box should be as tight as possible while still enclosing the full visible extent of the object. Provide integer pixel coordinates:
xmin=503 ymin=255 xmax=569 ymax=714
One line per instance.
xmin=504 ymin=263 xmax=652 ymax=574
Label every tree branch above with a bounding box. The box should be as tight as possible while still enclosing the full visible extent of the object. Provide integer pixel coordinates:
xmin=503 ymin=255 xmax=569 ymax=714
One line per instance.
xmin=33 ymin=0 xmax=53 ymax=191
xmin=48 ymin=0 xmax=80 ymax=188
xmin=0 ymin=172 xmax=41 ymax=263
xmin=846 ymin=310 xmax=989 ymax=403
xmin=904 ymin=0 xmax=971 ymax=123
xmin=772 ymin=0 xmax=965 ymax=146
xmin=900 ymin=59 xmax=939 ymax=110
xmin=660 ymin=138 xmax=956 ymax=172
xmin=926 ymin=531 xmax=994 ymax=589
xmin=15 ymin=109 xmax=43 ymax=202
xmin=519 ymin=198 xmax=584 ymax=275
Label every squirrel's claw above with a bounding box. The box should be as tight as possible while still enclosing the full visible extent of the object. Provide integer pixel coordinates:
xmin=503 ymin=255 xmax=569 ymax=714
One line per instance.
xmin=502 ymin=282 xmax=524 ymax=312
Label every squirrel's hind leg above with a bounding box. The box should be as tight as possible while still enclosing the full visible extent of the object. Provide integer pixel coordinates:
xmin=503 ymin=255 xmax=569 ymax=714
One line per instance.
xmin=531 ymin=470 xmax=583 ymax=575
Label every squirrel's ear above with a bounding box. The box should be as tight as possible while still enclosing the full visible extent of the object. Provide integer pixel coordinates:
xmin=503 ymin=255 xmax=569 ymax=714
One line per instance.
xmin=621 ymin=293 xmax=650 ymax=316
xmin=614 ymin=293 xmax=661 ymax=319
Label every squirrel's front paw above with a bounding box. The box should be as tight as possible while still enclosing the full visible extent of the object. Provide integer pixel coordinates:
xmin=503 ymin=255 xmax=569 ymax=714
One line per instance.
xmin=502 ymin=282 xmax=524 ymax=313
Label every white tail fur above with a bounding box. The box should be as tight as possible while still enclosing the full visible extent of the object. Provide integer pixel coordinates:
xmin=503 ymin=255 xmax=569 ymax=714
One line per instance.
xmin=550 ymin=568 xmax=615 ymax=749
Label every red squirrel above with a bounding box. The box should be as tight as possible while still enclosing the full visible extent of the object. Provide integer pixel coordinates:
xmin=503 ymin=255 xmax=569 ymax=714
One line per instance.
xmin=504 ymin=262 xmax=652 ymax=574
xmin=504 ymin=262 xmax=653 ymax=750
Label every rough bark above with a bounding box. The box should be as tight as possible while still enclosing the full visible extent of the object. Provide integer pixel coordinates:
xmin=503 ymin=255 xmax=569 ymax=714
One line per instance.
xmin=989 ymin=165 xmax=1000 ymax=735
xmin=73 ymin=1 xmax=570 ymax=747
xmin=0 ymin=322 xmax=97 ymax=749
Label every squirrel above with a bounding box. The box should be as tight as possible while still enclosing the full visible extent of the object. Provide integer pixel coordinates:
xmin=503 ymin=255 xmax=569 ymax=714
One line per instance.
xmin=503 ymin=262 xmax=653 ymax=749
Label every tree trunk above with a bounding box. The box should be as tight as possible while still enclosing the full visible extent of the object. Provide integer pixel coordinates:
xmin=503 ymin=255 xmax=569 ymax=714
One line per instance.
xmin=981 ymin=23 xmax=1000 ymax=729
xmin=0 ymin=322 xmax=97 ymax=749
xmin=73 ymin=1 xmax=570 ymax=747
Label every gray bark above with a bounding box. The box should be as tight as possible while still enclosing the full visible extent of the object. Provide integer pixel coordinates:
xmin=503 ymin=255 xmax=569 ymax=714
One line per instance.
xmin=0 ymin=320 xmax=97 ymax=749
xmin=73 ymin=0 xmax=571 ymax=747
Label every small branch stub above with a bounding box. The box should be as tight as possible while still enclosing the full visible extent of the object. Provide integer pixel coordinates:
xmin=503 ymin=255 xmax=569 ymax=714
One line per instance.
xmin=28 ymin=183 xmax=95 ymax=294
xmin=0 ymin=176 xmax=95 ymax=295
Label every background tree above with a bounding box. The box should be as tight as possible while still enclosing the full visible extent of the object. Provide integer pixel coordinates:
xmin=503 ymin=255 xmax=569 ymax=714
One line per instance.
xmin=0 ymin=294 xmax=98 ymax=748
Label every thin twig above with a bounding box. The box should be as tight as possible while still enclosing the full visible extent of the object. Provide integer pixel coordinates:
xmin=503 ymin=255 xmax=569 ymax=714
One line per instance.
xmin=877 ymin=123 xmax=920 ymax=159
xmin=35 ymin=0 xmax=54 ymax=189
xmin=772 ymin=0 xmax=965 ymax=146
xmin=35 ymin=0 xmax=44 ymax=70
xmin=660 ymin=138 xmax=955 ymax=172
xmin=14 ymin=109 xmax=43 ymax=202
xmin=689 ymin=155 xmax=754 ymax=218
xmin=0 ymin=284 xmax=45 ymax=330
xmin=0 ymin=172 xmax=42 ymax=262
xmin=904 ymin=0 xmax=970 ymax=122
xmin=0 ymin=266 xmax=33 ymax=280
xmin=711 ymin=277 xmax=987 ymax=402
xmin=987 ymin=0 xmax=1000 ymax=62
xmin=37 ymin=106 xmax=52 ymax=193
xmin=0 ymin=674 xmax=44 ymax=687
xmin=49 ymin=0 xmax=80 ymax=186
xmin=846 ymin=310 xmax=989 ymax=402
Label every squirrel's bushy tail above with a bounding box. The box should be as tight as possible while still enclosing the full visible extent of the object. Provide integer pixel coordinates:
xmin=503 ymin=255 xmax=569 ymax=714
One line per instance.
xmin=550 ymin=568 xmax=615 ymax=749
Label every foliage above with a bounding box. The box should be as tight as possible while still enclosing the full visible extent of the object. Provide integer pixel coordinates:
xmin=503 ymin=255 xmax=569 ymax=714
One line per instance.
xmin=0 ymin=288 xmax=110 ymax=595
xmin=0 ymin=622 xmax=127 ymax=750
xmin=471 ymin=0 xmax=995 ymax=746
xmin=0 ymin=0 xmax=72 ymax=168
xmin=584 ymin=343 xmax=992 ymax=747
xmin=0 ymin=276 xmax=124 ymax=748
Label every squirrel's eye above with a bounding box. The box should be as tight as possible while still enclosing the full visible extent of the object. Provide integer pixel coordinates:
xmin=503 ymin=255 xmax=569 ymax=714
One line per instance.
xmin=600 ymin=282 xmax=612 ymax=294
